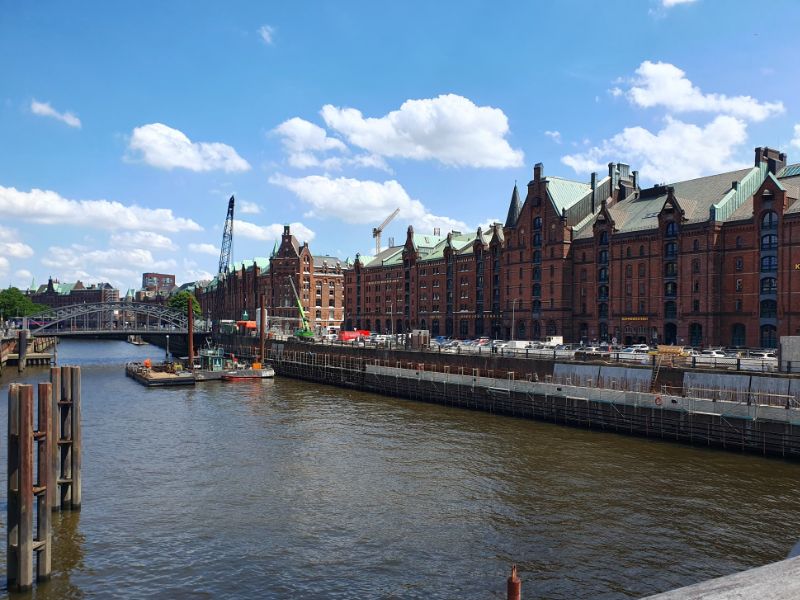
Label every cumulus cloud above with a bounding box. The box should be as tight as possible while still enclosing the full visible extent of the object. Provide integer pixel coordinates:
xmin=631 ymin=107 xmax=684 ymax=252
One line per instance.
xmin=320 ymin=94 xmax=523 ymax=168
xmin=662 ymin=0 xmax=697 ymax=6
xmin=544 ymin=130 xmax=562 ymax=144
xmin=128 ymin=123 xmax=251 ymax=172
xmin=12 ymin=269 xmax=33 ymax=288
xmin=239 ymin=200 xmax=261 ymax=214
xmin=0 ymin=256 xmax=9 ymax=275
xmin=562 ymin=115 xmax=748 ymax=183
xmin=110 ymin=231 xmax=177 ymax=251
xmin=0 ymin=185 xmax=201 ymax=232
xmin=258 ymin=24 xmax=276 ymax=45
xmin=236 ymin=219 xmax=316 ymax=243
xmin=188 ymin=243 xmax=219 ymax=256
xmin=791 ymin=124 xmax=800 ymax=149
xmin=627 ymin=61 xmax=783 ymax=122
xmin=30 ymin=99 xmax=81 ymax=128
xmin=269 ymin=173 xmax=467 ymax=235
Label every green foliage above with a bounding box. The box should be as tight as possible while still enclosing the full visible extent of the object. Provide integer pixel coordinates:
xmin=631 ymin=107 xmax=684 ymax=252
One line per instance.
xmin=0 ymin=287 xmax=47 ymax=318
xmin=167 ymin=290 xmax=201 ymax=317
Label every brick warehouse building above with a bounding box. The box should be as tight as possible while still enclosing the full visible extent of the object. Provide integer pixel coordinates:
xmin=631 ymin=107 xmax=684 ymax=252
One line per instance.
xmin=196 ymin=225 xmax=346 ymax=333
xmin=344 ymin=146 xmax=800 ymax=348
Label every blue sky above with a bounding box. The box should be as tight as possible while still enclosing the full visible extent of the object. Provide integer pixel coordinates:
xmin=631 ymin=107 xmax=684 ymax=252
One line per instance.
xmin=2 ymin=0 xmax=799 ymax=291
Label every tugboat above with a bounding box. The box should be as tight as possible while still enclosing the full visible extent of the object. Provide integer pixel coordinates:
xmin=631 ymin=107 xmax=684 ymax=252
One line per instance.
xmin=220 ymin=362 xmax=275 ymax=381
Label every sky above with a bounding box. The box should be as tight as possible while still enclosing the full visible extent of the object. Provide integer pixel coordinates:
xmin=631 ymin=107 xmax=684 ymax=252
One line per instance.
xmin=2 ymin=0 xmax=800 ymax=292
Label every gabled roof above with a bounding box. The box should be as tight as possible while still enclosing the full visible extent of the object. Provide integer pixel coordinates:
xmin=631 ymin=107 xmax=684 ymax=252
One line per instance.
xmin=778 ymin=163 xmax=800 ymax=178
xmin=364 ymin=246 xmax=403 ymax=268
xmin=313 ymin=255 xmax=346 ymax=270
xmin=545 ymin=176 xmax=592 ymax=214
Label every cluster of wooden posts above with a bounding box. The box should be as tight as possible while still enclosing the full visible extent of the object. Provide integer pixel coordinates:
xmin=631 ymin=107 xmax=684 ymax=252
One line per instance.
xmin=6 ymin=366 xmax=82 ymax=592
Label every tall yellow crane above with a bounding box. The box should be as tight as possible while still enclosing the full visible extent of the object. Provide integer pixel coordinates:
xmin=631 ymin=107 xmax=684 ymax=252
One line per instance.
xmin=372 ymin=208 xmax=400 ymax=255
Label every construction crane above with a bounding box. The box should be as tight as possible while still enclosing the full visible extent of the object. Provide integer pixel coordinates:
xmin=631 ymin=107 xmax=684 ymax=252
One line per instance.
xmin=372 ymin=208 xmax=400 ymax=255
xmin=213 ymin=195 xmax=234 ymax=332
xmin=287 ymin=276 xmax=314 ymax=340
xmin=218 ymin=195 xmax=235 ymax=275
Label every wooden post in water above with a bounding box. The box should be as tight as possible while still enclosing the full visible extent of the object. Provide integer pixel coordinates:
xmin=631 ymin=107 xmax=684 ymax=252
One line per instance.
xmin=70 ymin=366 xmax=82 ymax=509
xmin=507 ymin=564 xmax=521 ymax=600
xmin=60 ymin=365 xmax=73 ymax=508
xmin=18 ymin=329 xmax=28 ymax=372
xmin=187 ymin=302 xmax=194 ymax=370
xmin=49 ymin=367 xmax=61 ymax=511
xmin=7 ymin=384 xmax=21 ymax=589
xmin=259 ymin=293 xmax=266 ymax=364
xmin=6 ymin=384 xmax=34 ymax=590
xmin=36 ymin=382 xmax=52 ymax=580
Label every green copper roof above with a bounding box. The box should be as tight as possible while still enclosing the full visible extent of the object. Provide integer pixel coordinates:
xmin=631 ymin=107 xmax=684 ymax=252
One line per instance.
xmin=545 ymin=177 xmax=592 ymax=214
xmin=779 ymin=163 xmax=800 ymax=178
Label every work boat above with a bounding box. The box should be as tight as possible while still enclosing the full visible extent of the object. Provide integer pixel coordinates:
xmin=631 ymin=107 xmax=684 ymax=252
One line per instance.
xmin=221 ymin=363 xmax=275 ymax=381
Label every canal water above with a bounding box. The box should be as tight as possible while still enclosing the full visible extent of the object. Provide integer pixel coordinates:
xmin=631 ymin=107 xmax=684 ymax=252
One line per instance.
xmin=2 ymin=339 xmax=800 ymax=599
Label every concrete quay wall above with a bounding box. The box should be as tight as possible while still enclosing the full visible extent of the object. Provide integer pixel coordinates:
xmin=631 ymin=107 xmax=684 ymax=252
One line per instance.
xmin=268 ymin=343 xmax=800 ymax=460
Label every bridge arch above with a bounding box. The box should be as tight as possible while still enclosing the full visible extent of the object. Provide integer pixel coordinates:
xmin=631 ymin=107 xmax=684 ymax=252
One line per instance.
xmin=25 ymin=302 xmax=196 ymax=336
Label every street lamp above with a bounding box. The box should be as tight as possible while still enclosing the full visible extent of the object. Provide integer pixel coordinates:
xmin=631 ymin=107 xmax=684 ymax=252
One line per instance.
xmin=165 ymin=334 xmax=170 ymax=362
xmin=511 ymin=298 xmax=518 ymax=340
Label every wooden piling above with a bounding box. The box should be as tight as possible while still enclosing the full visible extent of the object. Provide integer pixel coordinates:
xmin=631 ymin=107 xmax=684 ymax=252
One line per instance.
xmin=36 ymin=382 xmax=52 ymax=580
xmin=7 ymin=384 xmax=20 ymax=589
xmin=71 ymin=366 xmax=82 ymax=509
xmin=49 ymin=367 xmax=61 ymax=511
xmin=18 ymin=329 xmax=28 ymax=372
xmin=507 ymin=564 xmax=521 ymax=600
xmin=60 ymin=365 xmax=73 ymax=508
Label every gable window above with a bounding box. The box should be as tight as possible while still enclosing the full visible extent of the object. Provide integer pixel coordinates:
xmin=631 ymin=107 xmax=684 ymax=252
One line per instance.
xmin=533 ymin=216 xmax=542 ymax=230
xmin=665 ymin=222 xmax=678 ymax=238
xmin=761 ymin=211 xmax=778 ymax=230
xmin=599 ymin=231 xmax=609 ymax=245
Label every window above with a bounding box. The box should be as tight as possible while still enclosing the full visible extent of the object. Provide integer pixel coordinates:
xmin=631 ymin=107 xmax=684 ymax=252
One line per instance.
xmin=598 ymin=249 xmax=609 ymax=264
xmin=533 ymin=300 xmax=541 ymax=313
xmin=598 ymin=285 xmax=609 ymax=300
xmin=731 ymin=323 xmax=745 ymax=346
xmin=638 ymin=263 xmax=645 ymax=277
xmin=760 ymin=324 xmax=777 ymax=348
xmin=664 ymin=282 xmax=677 ymax=297
xmin=533 ymin=250 xmax=541 ymax=264
xmin=598 ymin=303 xmax=608 ymax=319
xmin=761 ymin=277 xmax=777 ymax=293
xmin=533 ymin=233 xmax=542 ymax=246
xmin=761 ymin=210 xmax=778 ymax=230
xmin=533 ymin=216 xmax=542 ymax=230
xmin=579 ymin=269 xmax=586 ymax=282
xmin=599 ymin=231 xmax=609 ymax=245
xmin=625 ymin=264 xmax=632 ymax=278
xmin=665 ymin=222 xmax=678 ymax=238
xmin=664 ymin=262 xmax=677 ymax=277
xmin=735 ymin=236 xmax=742 ymax=249
xmin=693 ymin=299 xmax=700 ymax=312
xmin=532 ymin=284 xmax=541 ymax=297
xmin=691 ymin=259 xmax=700 ymax=273
xmin=664 ymin=301 xmax=677 ymax=319
xmin=735 ymin=257 xmax=743 ymax=271
xmin=598 ymin=267 xmax=608 ymax=282
xmin=760 ymin=299 xmax=777 ymax=318
xmin=624 ymin=282 xmax=632 ymax=296
xmin=735 ymin=279 xmax=743 ymax=291
xmin=735 ymin=298 xmax=742 ymax=312
xmin=693 ymin=280 xmax=700 ymax=293
xmin=761 ymin=256 xmax=778 ymax=272
xmin=761 ymin=234 xmax=778 ymax=250
xmin=664 ymin=242 xmax=677 ymax=257
xmin=639 ymin=282 xmax=646 ymax=295
xmin=693 ymin=239 xmax=700 ymax=251
xmin=626 ymin=247 xmax=632 ymax=258
xmin=639 ymin=245 xmax=645 ymax=257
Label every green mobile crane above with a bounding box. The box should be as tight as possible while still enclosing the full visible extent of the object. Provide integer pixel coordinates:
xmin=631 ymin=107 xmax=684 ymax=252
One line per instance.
xmin=287 ymin=276 xmax=314 ymax=341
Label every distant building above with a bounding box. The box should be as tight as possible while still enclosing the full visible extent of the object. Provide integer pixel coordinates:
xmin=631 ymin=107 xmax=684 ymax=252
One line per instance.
xmin=30 ymin=278 xmax=119 ymax=309
xmin=141 ymin=273 xmax=176 ymax=295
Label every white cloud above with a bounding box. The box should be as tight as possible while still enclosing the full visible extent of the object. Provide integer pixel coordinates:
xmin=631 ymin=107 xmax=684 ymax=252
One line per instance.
xmin=544 ymin=130 xmax=562 ymax=144
xmin=258 ymin=24 xmax=275 ymax=45
xmin=627 ymin=61 xmax=784 ymax=122
xmin=0 ymin=185 xmax=202 ymax=232
xmin=321 ymin=94 xmax=524 ymax=168
xmin=110 ymin=231 xmax=177 ymax=251
xmin=239 ymin=200 xmax=261 ymax=214
xmin=30 ymin=99 xmax=81 ymax=128
xmin=269 ymin=173 xmax=467 ymax=235
xmin=128 ymin=123 xmax=251 ymax=172
xmin=188 ymin=243 xmax=219 ymax=256
xmin=236 ymin=219 xmax=316 ymax=243
xmin=0 ymin=225 xmax=34 ymax=261
xmin=0 ymin=256 xmax=9 ymax=274
xmin=12 ymin=269 xmax=33 ymax=288
xmin=562 ymin=115 xmax=748 ymax=183
xmin=791 ymin=124 xmax=800 ymax=149
xmin=662 ymin=0 xmax=697 ymax=6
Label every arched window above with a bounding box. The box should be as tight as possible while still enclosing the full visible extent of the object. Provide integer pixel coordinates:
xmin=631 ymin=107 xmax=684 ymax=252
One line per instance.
xmin=761 ymin=210 xmax=778 ymax=230
xmin=599 ymin=231 xmax=609 ymax=245
xmin=664 ymin=301 xmax=677 ymax=319
xmin=665 ymin=222 xmax=678 ymax=238
xmin=760 ymin=325 xmax=777 ymax=348
xmin=664 ymin=242 xmax=677 ymax=257
xmin=533 ymin=216 xmax=542 ymax=230
xmin=760 ymin=299 xmax=777 ymax=318
xmin=761 ymin=234 xmax=778 ymax=250
xmin=598 ymin=285 xmax=609 ymax=300
xmin=533 ymin=250 xmax=541 ymax=264
xmin=761 ymin=256 xmax=777 ymax=272
xmin=598 ymin=267 xmax=608 ymax=282
xmin=760 ymin=277 xmax=777 ymax=293
xmin=533 ymin=267 xmax=541 ymax=281
xmin=664 ymin=282 xmax=677 ymax=297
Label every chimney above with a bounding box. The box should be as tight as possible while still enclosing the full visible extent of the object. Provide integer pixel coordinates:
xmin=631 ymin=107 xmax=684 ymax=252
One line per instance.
xmin=283 ymin=225 xmax=290 ymax=236
xmin=434 ymin=227 xmax=441 ymax=236
xmin=534 ymin=162 xmax=543 ymax=181
xmin=632 ymin=170 xmax=639 ymax=190
xmin=732 ymin=181 xmax=739 ymax=190
xmin=590 ymin=172 xmax=597 ymax=213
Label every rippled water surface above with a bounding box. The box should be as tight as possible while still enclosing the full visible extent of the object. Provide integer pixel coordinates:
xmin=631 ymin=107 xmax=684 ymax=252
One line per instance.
xmin=2 ymin=339 xmax=800 ymax=599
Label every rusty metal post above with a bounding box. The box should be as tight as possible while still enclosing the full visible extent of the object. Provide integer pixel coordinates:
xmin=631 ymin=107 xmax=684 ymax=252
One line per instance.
xmin=70 ymin=366 xmax=82 ymax=509
xmin=187 ymin=302 xmax=194 ymax=370
xmin=507 ymin=564 xmax=521 ymax=600
xmin=36 ymin=382 xmax=52 ymax=580
xmin=60 ymin=366 xmax=73 ymax=508
xmin=49 ymin=367 xmax=61 ymax=511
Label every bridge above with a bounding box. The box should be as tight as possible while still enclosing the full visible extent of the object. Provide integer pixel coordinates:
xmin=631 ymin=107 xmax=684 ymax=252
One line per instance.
xmin=19 ymin=302 xmax=210 ymax=337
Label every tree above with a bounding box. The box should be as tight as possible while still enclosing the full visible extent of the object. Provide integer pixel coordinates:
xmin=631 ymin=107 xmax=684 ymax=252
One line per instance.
xmin=167 ymin=290 xmax=201 ymax=318
xmin=0 ymin=287 xmax=47 ymax=319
